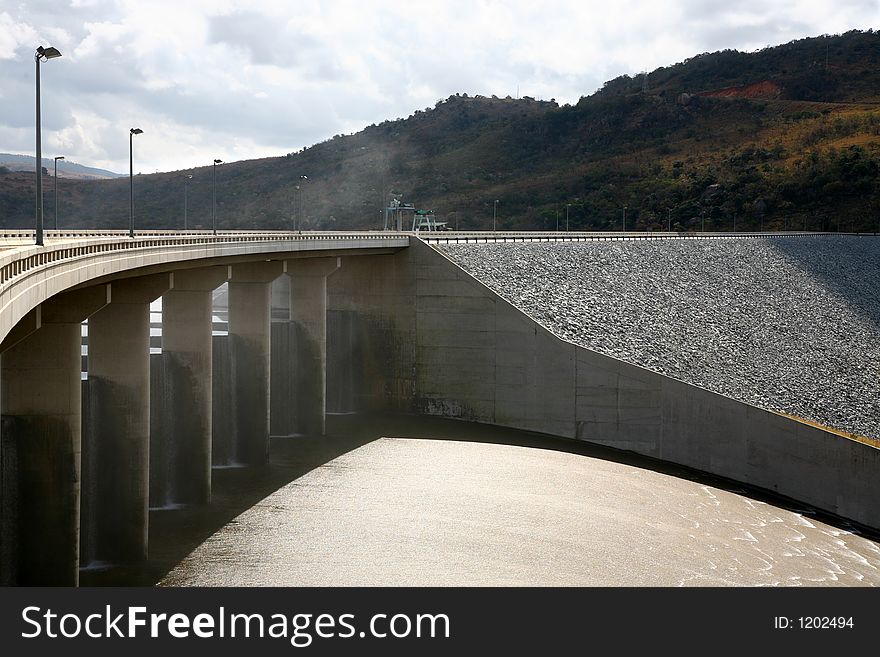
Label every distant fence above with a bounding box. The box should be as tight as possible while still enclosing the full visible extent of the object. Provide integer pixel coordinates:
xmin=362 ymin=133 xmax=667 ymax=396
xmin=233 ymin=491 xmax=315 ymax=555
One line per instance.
xmin=420 ymin=231 xmax=864 ymax=244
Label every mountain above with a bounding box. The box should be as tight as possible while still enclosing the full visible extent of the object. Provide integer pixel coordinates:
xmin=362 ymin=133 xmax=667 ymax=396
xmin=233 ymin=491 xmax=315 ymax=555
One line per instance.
xmin=0 ymin=153 xmax=122 ymax=180
xmin=1 ymin=29 xmax=880 ymax=232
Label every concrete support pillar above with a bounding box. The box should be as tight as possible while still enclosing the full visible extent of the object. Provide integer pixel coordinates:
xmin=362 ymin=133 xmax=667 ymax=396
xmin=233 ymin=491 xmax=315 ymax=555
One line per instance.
xmin=226 ymin=262 xmax=283 ymax=466
xmin=211 ymin=334 xmax=234 ymax=466
xmin=288 ymin=257 xmax=341 ymax=436
xmin=155 ymin=267 xmax=228 ymax=506
xmin=271 ymin=274 xmax=291 ymax=320
xmin=0 ymin=287 xmax=109 ymax=585
xmin=85 ymin=275 xmax=169 ymax=565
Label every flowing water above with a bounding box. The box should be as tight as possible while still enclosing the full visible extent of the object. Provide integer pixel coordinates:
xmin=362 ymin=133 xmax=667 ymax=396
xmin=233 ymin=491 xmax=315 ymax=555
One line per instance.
xmin=155 ymin=416 xmax=880 ymax=587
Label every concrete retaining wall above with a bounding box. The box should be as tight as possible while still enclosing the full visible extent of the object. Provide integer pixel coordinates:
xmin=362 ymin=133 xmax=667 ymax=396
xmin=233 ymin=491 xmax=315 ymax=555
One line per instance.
xmin=329 ymin=253 xmax=416 ymax=413
xmin=328 ymin=238 xmax=880 ymax=530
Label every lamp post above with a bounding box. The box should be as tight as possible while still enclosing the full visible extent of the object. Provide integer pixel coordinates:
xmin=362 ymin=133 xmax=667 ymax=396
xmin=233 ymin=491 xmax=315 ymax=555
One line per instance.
xmin=183 ymin=174 xmax=193 ymax=230
xmin=212 ymin=159 xmax=222 ymax=235
xmin=566 ymin=203 xmax=571 ymax=232
xmin=622 ymin=205 xmax=627 ymax=233
xmin=129 ymin=128 xmax=143 ymax=239
xmin=493 ymin=199 xmax=499 ymax=231
xmin=298 ymin=175 xmax=308 ymax=230
xmin=667 ymin=208 xmax=672 ymax=232
xmin=53 ymin=155 xmax=64 ymax=229
xmin=34 ymin=45 xmax=62 ymax=246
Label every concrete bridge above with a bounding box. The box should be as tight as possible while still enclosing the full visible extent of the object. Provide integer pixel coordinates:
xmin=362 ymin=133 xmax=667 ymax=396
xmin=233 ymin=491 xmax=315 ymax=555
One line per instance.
xmin=0 ymin=230 xmax=877 ymax=585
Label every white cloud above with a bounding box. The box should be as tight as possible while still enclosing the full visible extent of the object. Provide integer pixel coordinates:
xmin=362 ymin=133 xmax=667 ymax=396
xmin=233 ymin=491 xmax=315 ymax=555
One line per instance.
xmin=0 ymin=0 xmax=878 ymax=173
xmin=0 ymin=12 xmax=38 ymax=60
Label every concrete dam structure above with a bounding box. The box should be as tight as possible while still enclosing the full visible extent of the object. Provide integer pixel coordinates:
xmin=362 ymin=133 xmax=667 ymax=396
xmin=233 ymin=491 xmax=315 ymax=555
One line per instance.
xmin=0 ymin=230 xmax=877 ymax=586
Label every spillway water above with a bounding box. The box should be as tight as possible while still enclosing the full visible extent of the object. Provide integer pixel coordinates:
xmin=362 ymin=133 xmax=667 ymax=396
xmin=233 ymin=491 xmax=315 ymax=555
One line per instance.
xmin=157 ymin=416 xmax=879 ymax=587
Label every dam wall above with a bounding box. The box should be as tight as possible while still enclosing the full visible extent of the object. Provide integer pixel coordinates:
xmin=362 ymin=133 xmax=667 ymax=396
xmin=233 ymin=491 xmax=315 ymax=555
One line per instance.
xmin=328 ymin=238 xmax=880 ymax=530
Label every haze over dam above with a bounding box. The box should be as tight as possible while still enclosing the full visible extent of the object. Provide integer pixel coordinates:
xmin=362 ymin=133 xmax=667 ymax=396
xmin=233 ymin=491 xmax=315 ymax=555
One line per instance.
xmin=440 ymin=235 xmax=880 ymax=442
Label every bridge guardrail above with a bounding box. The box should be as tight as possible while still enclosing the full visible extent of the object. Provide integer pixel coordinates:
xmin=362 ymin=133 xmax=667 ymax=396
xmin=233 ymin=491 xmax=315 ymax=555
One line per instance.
xmin=0 ymin=231 xmax=409 ymax=286
xmin=420 ymin=231 xmax=862 ymax=244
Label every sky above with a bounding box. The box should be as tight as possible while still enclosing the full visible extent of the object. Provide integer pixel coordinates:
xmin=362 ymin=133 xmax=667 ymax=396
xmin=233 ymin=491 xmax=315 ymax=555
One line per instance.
xmin=1 ymin=0 xmax=878 ymax=174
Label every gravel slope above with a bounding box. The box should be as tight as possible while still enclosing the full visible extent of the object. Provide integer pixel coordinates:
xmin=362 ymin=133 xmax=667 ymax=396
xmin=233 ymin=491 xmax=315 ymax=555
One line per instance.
xmin=439 ymin=236 xmax=880 ymax=440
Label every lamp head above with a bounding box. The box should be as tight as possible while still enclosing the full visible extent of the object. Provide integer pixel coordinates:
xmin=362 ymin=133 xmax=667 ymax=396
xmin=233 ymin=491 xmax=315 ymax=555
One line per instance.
xmin=214 ymin=159 xmax=222 ymax=164
xmin=55 ymin=156 xmax=65 ymax=161
xmin=36 ymin=46 xmax=62 ymax=60
xmin=130 ymin=127 xmax=143 ymax=135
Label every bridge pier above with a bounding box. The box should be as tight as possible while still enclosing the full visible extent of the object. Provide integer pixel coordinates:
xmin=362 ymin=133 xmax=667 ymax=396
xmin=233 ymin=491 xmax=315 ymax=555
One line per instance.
xmin=154 ymin=267 xmax=228 ymax=506
xmin=222 ymin=262 xmax=283 ymax=466
xmin=0 ymin=287 xmax=108 ymax=585
xmin=84 ymin=275 xmax=169 ymax=566
xmin=288 ymin=257 xmax=340 ymax=436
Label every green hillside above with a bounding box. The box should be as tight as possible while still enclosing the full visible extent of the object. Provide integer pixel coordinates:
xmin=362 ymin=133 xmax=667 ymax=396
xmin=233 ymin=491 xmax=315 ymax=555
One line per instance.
xmin=2 ymin=29 xmax=880 ymax=232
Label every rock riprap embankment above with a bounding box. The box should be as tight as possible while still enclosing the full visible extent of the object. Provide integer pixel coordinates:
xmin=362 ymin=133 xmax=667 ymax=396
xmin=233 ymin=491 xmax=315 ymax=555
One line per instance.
xmin=439 ymin=236 xmax=880 ymax=441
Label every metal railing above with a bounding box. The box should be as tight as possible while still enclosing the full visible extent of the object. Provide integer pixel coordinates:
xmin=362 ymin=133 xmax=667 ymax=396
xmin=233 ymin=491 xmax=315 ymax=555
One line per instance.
xmin=420 ymin=231 xmax=860 ymax=244
xmin=0 ymin=230 xmax=409 ymax=287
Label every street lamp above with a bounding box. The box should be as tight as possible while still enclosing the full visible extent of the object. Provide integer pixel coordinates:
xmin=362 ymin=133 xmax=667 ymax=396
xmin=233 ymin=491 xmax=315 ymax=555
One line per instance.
xmin=182 ymin=174 xmax=193 ymax=230
xmin=298 ymin=175 xmax=308 ymax=230
xmin=212 ymin=159 xmax=222 ymax=235
xmin=34 ymin=45 xmax=62 ymax=246
xmin=446 ymin=211 xmax=458 ymax=231
xmin=53 ymin=155 xmax=64 ymax=229
xmin=566 ymin=203 xmax=571 ymax=232
xmin=493 ymin=199 xmax=499 ymax=231
xmin=622 ymin=205 xmax=627 ymax=232
xmin=129 ymin=128 xmax=143 ymax=239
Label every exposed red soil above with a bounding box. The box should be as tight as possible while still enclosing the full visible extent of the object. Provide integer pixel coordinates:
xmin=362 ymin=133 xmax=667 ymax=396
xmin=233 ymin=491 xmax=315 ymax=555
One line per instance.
xmin=698 ymin=79 xmax=783 ymax=99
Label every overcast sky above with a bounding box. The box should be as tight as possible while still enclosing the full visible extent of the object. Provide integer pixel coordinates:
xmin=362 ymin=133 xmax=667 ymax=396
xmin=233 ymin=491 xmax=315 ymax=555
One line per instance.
xmin=1 ymin=0 xmax=877 ymax=174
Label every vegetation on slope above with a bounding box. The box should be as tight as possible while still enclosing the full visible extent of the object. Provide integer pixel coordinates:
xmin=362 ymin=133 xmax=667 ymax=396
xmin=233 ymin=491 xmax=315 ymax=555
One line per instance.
xmin=2 ymin=29 xmax=880 ymax=232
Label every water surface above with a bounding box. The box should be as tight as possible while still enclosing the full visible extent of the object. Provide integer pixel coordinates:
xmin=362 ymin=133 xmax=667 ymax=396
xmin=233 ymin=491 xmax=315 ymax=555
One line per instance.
xmin=161 ymin=423 xmax=880 ymax=587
